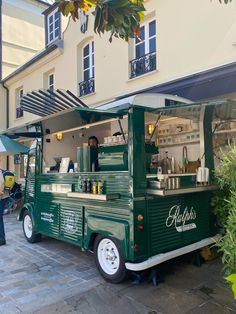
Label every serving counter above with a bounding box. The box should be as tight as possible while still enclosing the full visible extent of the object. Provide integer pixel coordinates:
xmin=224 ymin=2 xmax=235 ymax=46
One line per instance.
xmin=67 ymin=192 xmax=120 ymax=201
xmin=147 ymin=185 xmax=217 ymax=196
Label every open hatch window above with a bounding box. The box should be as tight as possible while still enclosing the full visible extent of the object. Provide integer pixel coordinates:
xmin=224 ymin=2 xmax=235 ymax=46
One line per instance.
xmin=41 ymin=110 xmax=128 ymax=174
xmin=145 ymin=104 xmax=201 ymax=175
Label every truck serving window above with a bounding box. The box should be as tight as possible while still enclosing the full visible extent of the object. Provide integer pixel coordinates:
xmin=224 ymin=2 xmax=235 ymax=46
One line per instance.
xmin=145 ymin=106 xmax=201 ymax=175
xmin=42 ymin=114 xmax=128 ymax=174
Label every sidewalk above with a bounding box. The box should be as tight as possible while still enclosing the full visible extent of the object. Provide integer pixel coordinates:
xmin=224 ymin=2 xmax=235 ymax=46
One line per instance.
xmin=0 ymin=212 xmax=235 ymax=314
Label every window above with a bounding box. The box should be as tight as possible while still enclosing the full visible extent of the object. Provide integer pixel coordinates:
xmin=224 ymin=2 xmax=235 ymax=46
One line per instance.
xmin=79 ymin=41 xmax=95 ymax=97
xmin=48 ymin=73 xmax=54 ymax=90
xmin=16 ymin=88 xmax=23 ymax=119
xmin=130 ymin=20 xmax=156 ymax=78
xmin=47 ymin=9 xmax=60 ymax=44
xmin=82 ymin=41 xmax=94 ymax=81
xmin=135 ymin=21 xmax=156 ymax=58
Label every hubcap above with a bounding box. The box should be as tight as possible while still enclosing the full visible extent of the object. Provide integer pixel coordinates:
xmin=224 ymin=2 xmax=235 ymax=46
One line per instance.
xmin=24 ymin=215 xmax=33 ymax=239
xmin=97 ymin=239 xmax=120 ymax=275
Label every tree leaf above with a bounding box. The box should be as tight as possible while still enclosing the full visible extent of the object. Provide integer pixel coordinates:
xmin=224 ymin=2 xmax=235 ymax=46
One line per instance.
xmin=232 ymin=283 xmax=236 ymax=299
xmin=63 ymin=2 xmax=75 ymax=16
xmin=226 ymin=274 xmax=236 ymax=283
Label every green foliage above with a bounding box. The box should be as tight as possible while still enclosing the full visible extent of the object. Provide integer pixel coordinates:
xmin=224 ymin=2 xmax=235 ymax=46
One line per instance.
xmin=212 ymin=188 xmax=230 ymax=226
xmin=213 ymin=145 xmax=236 ymax=225
xmin=57 ymin=0 xmax=145 ymax=42
xmin=215 ymin=145 xmax=236 ymax=190
xmin=214 ymin=145 xmax=236 ymax=298
xmin=217 ymin=195 xmax=236 ymax=275
xmin=226 ymin=274 xmax=236 ymax=299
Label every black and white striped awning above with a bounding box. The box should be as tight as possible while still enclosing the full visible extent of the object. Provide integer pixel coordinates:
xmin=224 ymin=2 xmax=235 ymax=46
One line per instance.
xmin=20 ymin=89 xmax=88 ymax=117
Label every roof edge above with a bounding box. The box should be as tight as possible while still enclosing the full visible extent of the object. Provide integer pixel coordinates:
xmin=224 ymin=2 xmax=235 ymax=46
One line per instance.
xmin=2 ymin=39 xmax=63 ymax=83
xmin=42 ymin=2 xmax=59 ymax=15
xmin=35 ymin=0 xmax=51 ymax=7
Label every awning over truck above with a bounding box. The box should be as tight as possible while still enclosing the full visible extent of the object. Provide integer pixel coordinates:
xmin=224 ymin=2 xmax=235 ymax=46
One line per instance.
xmin=149 ymin=99 xmax=236 ymax=120
xmin=20 ymin=89 xmax=88 ymax=117
xmin=4 ymin=96 xmax=236 ymax=139
xmin=3 ymin=99 xmax=124 ymax=138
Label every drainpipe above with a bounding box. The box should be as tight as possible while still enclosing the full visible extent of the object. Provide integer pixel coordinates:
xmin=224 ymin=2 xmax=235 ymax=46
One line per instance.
xmin=0 ymin=0 xmax=9 ymax=169
xmin=2 ymin=81 xmax=9 ymax=171
xmin=2 ymin=82 xmax=9 ymax=129
xmin=2 ymin=81 xmax=9 ymax=169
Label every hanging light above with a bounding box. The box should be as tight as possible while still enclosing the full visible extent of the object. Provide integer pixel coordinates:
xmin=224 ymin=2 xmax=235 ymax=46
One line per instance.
xmin=147 ymin=123 xmax=155 ymax=135
xmin=56 ymin=132 xmax=63 ymax=141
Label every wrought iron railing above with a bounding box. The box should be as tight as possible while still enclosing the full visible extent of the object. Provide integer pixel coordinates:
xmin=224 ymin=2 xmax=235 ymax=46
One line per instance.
xmin=79 ymin=78 xmax=95 ymax=97
xmin=16 ymin=107 xmax=23 ymax=119
xmin=130 ymin=52 xmax=156 ymax=79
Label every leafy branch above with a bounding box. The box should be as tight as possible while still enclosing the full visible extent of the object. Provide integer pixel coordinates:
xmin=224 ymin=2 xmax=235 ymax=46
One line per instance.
xmin=57 ymin=0 xmax=145 ymax=42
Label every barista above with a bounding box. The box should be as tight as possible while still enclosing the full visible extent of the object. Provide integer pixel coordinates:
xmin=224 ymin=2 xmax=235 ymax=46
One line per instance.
xmin=88 ymin=136 xmax=99 ymax=148
xmin=88 ymin=136 xmax=99 ymax=171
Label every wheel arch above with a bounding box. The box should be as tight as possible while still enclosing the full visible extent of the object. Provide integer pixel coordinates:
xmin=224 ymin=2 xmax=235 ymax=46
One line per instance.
xmin=18 ymin=203 xmax=35 ymax=224
xmin=85 ymin=216 xmax=130 ymax=260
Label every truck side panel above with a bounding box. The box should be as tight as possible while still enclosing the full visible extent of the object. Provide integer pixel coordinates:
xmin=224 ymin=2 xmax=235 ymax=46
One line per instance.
xmin=31 ymin=173 xmax=133 ymax=259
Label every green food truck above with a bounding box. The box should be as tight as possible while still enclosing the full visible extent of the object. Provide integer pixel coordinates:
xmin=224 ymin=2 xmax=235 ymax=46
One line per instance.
xmin=9 ymin=92 xmax=235 ymax=283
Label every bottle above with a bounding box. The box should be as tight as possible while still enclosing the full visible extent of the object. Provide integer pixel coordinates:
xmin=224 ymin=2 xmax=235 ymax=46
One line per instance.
xmin=98 ymin=180 xmax=103 ymax=195
xmin=92 ymin=180 xmax=98 ymax=194
xmin=161 ymin=152 xmax=170 ymax=174
xmin=82 ymin=179 xmax=87 ymax=193
xmin=86 ymin=178 xmax=91 ymax=193
xmin=78 ymin=176 xmax=83 ymax=192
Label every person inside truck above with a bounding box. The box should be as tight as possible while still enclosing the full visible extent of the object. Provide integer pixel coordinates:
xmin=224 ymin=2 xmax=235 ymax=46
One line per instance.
xmin=88 ymin=136 xmax=99 ymax=171
xmin=88 ymin=136 xmax=99 ymax=148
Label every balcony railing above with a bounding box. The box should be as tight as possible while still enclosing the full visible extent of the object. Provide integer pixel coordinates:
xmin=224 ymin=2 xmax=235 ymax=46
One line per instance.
xmin=16 ymin=107 xmax=23 ymax=119
xmin=130 ymin=52 xmax=156 ymax=79
xmin=79 ymin=77 xmax=95 ymax=97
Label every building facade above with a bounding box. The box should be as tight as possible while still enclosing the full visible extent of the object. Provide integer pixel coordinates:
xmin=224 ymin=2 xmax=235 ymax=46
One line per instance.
xmin=3 ymin=0 xmax=236 ymax=130
xmin=1 ymin=0 xmax=50 ymax=79
xmin=2 ymin=0 xmax=236 ymax=171
xmin=0 ymin=0 xmax=49 ymax=132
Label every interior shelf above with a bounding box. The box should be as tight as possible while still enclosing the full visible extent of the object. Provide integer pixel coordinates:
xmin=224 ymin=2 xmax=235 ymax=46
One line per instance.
xmin=158 ymin=140 xmax=200 ymax=148
xmin=214 ymin=128 xmax=236 ymax=134
xmin=158 ymin=130 xmax=199 ymax=137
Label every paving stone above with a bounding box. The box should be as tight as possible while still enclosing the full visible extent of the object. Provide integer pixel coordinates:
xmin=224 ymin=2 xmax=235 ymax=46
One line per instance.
xmin=0 ymin=303 xmax=22 ymax=314
xmin=1 ymin=212 xmax=235 ymax=314
xmin=68 ymin=278 xmax=85 ymax=287
xmin=0 ymin=213 xmax=99 ymax=313
xmin=187 ymin=301 xmax=233 ymax=314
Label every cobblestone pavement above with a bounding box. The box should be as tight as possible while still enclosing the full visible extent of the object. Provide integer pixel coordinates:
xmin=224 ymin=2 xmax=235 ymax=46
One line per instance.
xmin=1 ymin=212 xmax=236 ymax=314
xmin=0 ymin=212 xmax=101 ymax=314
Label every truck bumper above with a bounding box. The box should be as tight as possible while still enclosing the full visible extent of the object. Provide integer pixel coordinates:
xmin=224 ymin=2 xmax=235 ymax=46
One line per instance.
xmin=125 ymin=235 xmax=220 ymax=271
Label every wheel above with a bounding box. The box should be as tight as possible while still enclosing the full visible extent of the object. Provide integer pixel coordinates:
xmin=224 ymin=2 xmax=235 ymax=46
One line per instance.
xmin=94 ymin=235 xmax=128 ymax=283
xmin=23 ymin=210 xmax=41 ymax=243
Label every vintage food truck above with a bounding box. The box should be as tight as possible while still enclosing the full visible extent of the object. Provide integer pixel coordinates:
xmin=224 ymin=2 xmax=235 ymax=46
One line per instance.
xmin=8 ymin=93 xmax=235 ymax=283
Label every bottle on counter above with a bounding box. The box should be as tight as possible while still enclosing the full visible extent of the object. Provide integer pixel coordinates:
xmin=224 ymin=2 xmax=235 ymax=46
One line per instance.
xmin=82 ymin=179 xmax=87 ymax=193
xmin=92 ymin=180 xmax=98 ymax=194
xmin=98 ymin=180 xmax=104 ymax=195
xmin=78 ymin=176 xmax=83 ymax=192
xmin=161 ymin=152 xmax=171 ymax=174
xmin=86 ymin=178 xmax=91 ymax=193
